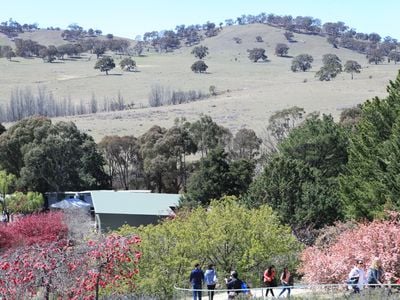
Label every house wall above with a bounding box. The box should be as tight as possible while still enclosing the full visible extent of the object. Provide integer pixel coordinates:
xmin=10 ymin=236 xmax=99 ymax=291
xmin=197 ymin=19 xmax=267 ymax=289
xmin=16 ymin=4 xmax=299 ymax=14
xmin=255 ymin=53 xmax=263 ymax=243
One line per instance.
xmin=96 ymin=213 xmax=164 ymax=231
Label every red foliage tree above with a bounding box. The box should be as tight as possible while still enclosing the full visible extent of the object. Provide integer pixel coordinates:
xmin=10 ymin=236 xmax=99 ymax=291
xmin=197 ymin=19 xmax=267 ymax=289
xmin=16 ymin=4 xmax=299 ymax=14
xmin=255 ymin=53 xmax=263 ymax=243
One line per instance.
xmin=0 ymin=233 xmax=141 ymax=299
xmin=73 ymin=234 xmax=141 ymax=299
xmin=300 ymin=215 xmax=400 ymax=284
xmin=0 ymin=211 xmax=68 ymax=250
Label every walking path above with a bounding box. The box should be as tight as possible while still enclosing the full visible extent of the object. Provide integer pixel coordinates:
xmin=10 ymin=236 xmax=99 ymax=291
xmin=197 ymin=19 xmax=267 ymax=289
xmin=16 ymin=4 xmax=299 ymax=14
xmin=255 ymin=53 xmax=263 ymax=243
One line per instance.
xmin=176 ymin=286 xmax=314 ymax=299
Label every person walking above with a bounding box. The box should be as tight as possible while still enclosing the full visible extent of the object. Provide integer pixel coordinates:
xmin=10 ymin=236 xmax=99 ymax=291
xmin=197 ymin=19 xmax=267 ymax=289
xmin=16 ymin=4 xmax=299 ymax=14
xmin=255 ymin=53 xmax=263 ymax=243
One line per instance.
xmin=347 ymin=259 xmax=366 ymax=293
xmin=190 ymin=263 xmax=204 ymax=300
xmin=264 ymin=265 xmax=276 ymax=297
xmin=367 ymin=258 xmax=384 ymax=288
xmin=278 ymin=267 xmax=291 ymax=298
xmin=204 ymin=264 xmax=218 ymax=300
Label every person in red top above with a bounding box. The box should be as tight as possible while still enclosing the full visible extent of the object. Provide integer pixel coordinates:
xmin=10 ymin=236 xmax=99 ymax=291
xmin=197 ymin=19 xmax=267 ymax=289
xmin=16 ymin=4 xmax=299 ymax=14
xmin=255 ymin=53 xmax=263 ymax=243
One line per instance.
xmin=263 ymin=265 xmax=276 ymax=297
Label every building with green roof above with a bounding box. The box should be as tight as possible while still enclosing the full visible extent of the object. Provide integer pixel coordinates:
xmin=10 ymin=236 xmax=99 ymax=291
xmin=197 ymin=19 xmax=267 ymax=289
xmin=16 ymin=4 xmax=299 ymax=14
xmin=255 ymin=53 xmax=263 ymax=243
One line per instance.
xmin=90 ymin=191 xmax=180 ymax=231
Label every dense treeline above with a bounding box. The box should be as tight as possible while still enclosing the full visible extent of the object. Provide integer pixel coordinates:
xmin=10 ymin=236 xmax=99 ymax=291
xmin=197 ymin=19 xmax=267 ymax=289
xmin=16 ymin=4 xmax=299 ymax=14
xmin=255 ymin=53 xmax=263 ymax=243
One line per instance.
xmin=3 ymin=11 xmax=398 ymax=58
xmin=0 ymin=18 xmax=38 ymax=38
xmin=2 ymin=71 xmax=400 ymax=245
xmin=0 ymin=114 xmax=260 ymax=195
xmin=98 ymin=115 xmax=260 ymax=196
xmin=0 ymin=117 xmax=110 ymax=193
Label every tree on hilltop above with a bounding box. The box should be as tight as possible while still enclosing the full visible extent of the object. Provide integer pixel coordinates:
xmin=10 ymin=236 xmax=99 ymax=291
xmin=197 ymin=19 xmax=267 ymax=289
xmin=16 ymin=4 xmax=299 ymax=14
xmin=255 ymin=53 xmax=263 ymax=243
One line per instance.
xmin=191 ymin=45 xmax=209 ymax=60
xmin=94 ymin=56 xmax=115 ymax=75
xmin=344 ymin=60 xmax=361 ymax=79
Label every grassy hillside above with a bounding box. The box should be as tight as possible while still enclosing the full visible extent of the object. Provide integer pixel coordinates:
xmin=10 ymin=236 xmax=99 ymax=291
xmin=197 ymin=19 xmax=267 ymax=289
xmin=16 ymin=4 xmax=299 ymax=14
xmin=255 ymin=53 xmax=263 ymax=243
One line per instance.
xmin=1 ymin=24 xmax=399 ymax=141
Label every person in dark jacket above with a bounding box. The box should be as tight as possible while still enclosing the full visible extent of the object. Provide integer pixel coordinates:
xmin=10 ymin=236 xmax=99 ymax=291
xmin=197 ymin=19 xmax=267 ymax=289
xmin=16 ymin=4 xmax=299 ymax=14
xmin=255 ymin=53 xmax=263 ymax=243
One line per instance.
xmin=190 ymin=263 xmax=204 ymax=300
xmin=225 ymin=270 xmax=243 ymax=299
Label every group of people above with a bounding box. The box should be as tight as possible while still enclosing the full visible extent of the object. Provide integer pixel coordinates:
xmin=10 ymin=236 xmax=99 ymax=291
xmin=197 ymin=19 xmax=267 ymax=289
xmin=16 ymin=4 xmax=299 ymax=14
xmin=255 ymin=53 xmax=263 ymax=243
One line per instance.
xmin=347 ymin=257 xmax=385 ymax=293
xmin=263 ymin=265 xmax=292 ymax=298
xmin=189 ymin=263 xmax=218 ymax=300
xmin=189 ymin=263 xmax=293 ymax=300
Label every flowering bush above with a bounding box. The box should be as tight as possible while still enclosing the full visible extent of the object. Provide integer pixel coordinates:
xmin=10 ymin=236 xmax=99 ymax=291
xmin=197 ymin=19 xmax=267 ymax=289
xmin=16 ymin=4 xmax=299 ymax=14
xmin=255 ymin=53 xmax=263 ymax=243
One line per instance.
xmin=300 ymin=215 xmax=400 ymax=284
xmin=0 ymin=211 xmax=141 ymax=298
xmin=0 ymin=233 xmax=141 ymax=299
xmin=0 ymin=211 xmax=67 ymax=250
xmin=73 ymin=234 xmax=141 ymax=298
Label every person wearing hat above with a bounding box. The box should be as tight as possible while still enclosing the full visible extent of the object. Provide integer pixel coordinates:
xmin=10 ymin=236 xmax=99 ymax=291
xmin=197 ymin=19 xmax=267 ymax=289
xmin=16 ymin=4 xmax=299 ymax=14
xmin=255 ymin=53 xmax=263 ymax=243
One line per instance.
xmin=347 ymin=259 xmax=366 ymax=293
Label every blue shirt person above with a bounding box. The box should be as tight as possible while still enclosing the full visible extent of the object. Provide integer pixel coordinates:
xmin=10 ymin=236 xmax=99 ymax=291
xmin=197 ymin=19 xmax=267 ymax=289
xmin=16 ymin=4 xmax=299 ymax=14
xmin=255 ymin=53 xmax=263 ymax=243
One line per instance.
xmin=190 ymin=263 xmax=204 ymax=300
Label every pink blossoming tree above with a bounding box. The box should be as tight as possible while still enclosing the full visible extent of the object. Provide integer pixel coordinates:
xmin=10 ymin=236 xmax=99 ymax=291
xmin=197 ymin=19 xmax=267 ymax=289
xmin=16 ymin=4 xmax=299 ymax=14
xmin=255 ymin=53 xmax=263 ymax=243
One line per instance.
xmin=300 ymin=214 xmax=400 ymax=284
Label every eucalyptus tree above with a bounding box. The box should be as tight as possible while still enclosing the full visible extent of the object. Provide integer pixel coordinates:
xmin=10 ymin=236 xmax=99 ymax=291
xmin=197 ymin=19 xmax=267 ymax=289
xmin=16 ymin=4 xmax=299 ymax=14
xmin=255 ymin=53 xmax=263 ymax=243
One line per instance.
xmin=0 ymin=117 xmax=109 ymax=193
xmin=191 ymin=60 xmax=208 ymax=73
xmin=291 ymin=54 xmax=313 ymax=72
xmin=344 ymin=60 xmax=361 ymax=79
xmin=316 ymin=54 xmax=342 ymax=81
xmin=189 ymin=114 xmax=231 ymax=158
xmin=231 ymin=128 xmax=262 ymax=160
xmin=247 ymin=48 xmax=268 ymax=62
xmin=275 ymin=43 xmax=289 ymax=57
xmin=94 ymin=56 xmax=115 ymax=75
xmin=98 ymin=135 xmax=142 ymax=190
xmin=191 ymin=45 xmax=209 ymax=60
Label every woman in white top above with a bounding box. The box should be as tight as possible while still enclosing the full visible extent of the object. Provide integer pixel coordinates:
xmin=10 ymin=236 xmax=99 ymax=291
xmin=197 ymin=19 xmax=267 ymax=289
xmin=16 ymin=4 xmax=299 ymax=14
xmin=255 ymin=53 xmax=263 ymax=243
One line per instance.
xmin=348 ymin=259 xmax=366 ymax=293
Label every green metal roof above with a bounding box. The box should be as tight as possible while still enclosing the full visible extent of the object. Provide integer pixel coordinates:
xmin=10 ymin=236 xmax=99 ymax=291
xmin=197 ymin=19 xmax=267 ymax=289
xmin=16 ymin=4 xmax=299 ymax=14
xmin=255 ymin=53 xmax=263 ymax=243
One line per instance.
xmin=90 ymin=191 xmax=180 ymax=216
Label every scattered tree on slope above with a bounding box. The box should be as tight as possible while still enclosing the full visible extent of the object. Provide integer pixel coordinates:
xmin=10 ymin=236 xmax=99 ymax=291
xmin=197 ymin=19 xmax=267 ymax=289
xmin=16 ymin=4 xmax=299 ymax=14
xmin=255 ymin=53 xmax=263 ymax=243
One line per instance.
xmin=94 ymin=56 xmax=115 ymax=75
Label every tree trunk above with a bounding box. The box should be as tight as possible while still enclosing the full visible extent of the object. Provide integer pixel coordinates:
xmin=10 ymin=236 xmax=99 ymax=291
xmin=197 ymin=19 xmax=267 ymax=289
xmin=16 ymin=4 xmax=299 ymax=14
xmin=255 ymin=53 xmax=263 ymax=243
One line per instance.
xmin=95 ymin=264 xmax=104 ymax=300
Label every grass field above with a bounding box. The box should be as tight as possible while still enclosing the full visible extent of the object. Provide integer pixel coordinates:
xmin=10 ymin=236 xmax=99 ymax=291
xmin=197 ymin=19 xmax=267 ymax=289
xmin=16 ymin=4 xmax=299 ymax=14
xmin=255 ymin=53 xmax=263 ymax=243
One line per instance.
xmin=1 ymin=24 xmax=399 ymax=141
